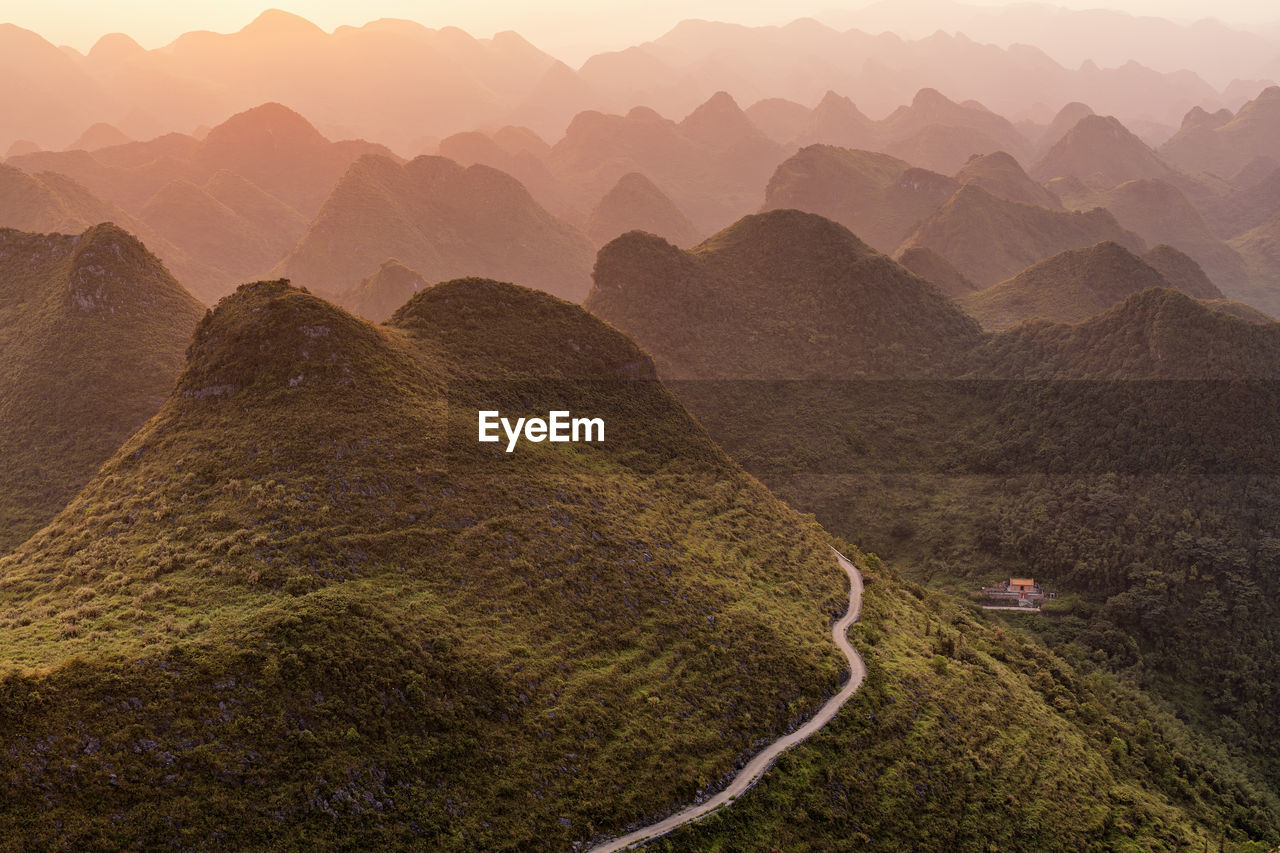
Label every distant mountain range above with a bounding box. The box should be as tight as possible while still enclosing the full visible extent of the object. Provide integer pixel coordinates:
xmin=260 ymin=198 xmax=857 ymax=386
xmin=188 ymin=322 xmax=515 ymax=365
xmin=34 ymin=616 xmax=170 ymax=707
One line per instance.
xmin=818 ymin=0 xmax=1280 ymax=89
xmin=0 ymin=9 xmax=1267 ymax=157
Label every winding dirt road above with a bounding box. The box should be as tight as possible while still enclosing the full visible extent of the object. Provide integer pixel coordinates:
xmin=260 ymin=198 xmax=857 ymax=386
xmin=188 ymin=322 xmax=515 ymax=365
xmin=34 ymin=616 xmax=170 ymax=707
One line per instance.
xmin=587 ymin=548 xmax=866 ymax=852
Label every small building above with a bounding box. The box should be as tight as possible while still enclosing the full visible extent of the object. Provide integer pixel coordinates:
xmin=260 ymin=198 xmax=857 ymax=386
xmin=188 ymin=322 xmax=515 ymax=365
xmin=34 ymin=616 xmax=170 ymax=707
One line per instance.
xmin=980 ymin=577 xmax=1056 ymax=608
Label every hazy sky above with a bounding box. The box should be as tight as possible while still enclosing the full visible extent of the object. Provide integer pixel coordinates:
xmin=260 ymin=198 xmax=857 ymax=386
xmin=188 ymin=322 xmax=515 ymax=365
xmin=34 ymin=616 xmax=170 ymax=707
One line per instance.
xmin=2 ymin=0 xmax=1278 ymax=61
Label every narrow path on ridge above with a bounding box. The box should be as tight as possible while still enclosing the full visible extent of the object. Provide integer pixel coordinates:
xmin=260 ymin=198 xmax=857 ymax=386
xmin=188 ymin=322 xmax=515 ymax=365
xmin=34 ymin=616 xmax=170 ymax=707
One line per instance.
xmin=587 ymin=548 xmax=866 ymax=852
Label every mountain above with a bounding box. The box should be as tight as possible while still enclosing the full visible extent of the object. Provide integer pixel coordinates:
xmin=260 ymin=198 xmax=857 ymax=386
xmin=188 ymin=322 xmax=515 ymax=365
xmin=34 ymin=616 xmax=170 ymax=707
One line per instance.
xmin=584 ymin=171 xmax=701 ymax=247
xmin=277 ymin=154 xmax=595 ymax=301
xmin=1162 ymin=87 xmax=1280 ymax=180
xmin=0 ymin=23 xmax=115 ymax=151
xmin=545 ymin=92 xmax=786 ymax=233
xmin=1032 ymin=114 xmax=1181 ymax=189
xmin=744 ymin=97 xmax=812 ymax=144
xmin=435 ymin=126 xmax=568 ymax=217
xmin=0 ymin=277 xmax=850 ymax=850
xmin=817 ymin=0 xmax=1278 ymax=89
xmin=1141 ymin=243 xmax=1222 ymax=297
xmin=0 ymin=162 xmax=141 ymax=235
xmin=76 ymin=11 xmax=586 ymax=151
xmin=968 ymin=287 xmax=1280 ymax=378
xmin=0 ymin=223 xmax=204 ymax=553
xmin=0 ymin=13 xmax=1237 ymax=158
xmin=1230 ymin=212 xmax=1280 ymax=317
xmin=0 ymin=162 xmax=227 ymax=297
xmin=336 ymin=259 xmax=429 ymax=323
xmin=585 ymin=205 xmax=1280 ymax=844
xmin=9 ymin=103 xmax=393 ymax=219
xmin=957 ymin=241 xmax=1220 ymax=330
xmin=763 ymin=145 xmax=958 ymax=253
xmin=896 ymin=245 xmax=978 ymax=296
xmin=1198 ymin=165 xmax=1280 ymax=240
xmin=1051 ymin=178 xmax=1251 ymax=299
xmin=587 ymin=209 xmax=982 ymax=379
xmin=4 ymin=139 xmax=40 ymax=157
xmin=6 ymin=103 xmax=396 ymax=302
xmin=898 ymin=184 xmax=1145 ymax=287
xmin=1034 ymin=101 xmax=1094 ymax=157
xmin=66 ymin=122 xmax=132 ymax=151
xmin=648 ymin=544 xmax=1277 ymax=850
xmin=954 ymin=150 xmax=1061 ymax=209
xmin=877 ymin=88 xmax=1033 ymax=173
xmin=579 ymin=18 xmax=1222 ymax=134
xmin=190 ymin=102 xmax=392 ymax=217
xmin=791 ymin=91 xmax=877 ymax=150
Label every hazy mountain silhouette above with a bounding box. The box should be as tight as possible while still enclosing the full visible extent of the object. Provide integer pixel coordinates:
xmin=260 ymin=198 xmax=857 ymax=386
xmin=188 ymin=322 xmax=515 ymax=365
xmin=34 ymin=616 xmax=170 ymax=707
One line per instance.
xmin=545 ymin=92 xmax=784 ymax=233
xmin=0 ymin=223 xmax=204 ymax=553
xmin=66 ymin=122 xmax=132 ymax=151
xmin=1052 ymin=178 xmax=1251 ymax=298
xmin=1163 ymin=87 xmax=1280 ymax=180
xmin=899 ymin=183 xmax=1145 ymax=286
xmin=1230 ymin=212 xmax=1280 ymax=317
xmin=9 ymin=104 xmax=392 ymax=219
xmin=0 ymin=23 xmax=116 ymax=151
xmin=1032 ymin=114 xmax=1182 ymax=189
xmin=0 ymin=11 xmax=1246 ymax=159
xmin=791 ymin=91 xmax=877 ymax=150
xmin=78 ymin=11 xmax=584 ymax=151
xmin=878 ymin=88 xmax=1033 ymax=171
xmin=818 ymin=0 xmax=1277 ymax=90
xmin=278 ymin=154 xmax=594 ymax=301
xmin=745 ymin=97 xmax=812 ymax=144
xmin=954 ymin=150 xmax=1061 ymax=209
xmin=579 ymin=18 xmax=1223 ymax=133
xmin=435 ymin=126 xmax=569 ymax=217
xmin=763 ymin=145 xmax=958 ymax=253
xmin=8 ymin=104 xmax=395 ymax=300
xmin=1032 ymin=101 xmax=1095 ymax=157
xmin=335 ymin=258 xmax=430 ymax=323
xmin=584 ymin=171 xmax=700 ymax=247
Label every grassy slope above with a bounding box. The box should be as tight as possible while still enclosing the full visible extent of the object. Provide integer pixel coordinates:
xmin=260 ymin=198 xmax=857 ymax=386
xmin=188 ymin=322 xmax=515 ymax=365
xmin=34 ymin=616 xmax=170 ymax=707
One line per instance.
xmin=656 ymin=550 xmax=1279 ymax=852
xmin=0 ymin=279 xmax=850 ymax=850
xmin=0 ymin=224 xmax=204 ymax=553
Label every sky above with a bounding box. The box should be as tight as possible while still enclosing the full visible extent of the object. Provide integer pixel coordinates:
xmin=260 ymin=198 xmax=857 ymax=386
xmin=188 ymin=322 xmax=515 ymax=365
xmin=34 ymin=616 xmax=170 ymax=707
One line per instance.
xmin=1 ymin=0 xmax=1277 ymax=62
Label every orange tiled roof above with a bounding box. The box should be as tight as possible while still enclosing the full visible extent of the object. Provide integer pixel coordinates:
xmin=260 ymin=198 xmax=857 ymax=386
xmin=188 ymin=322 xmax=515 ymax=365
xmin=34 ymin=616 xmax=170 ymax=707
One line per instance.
xmin=1009 ymin=578 xmax=1035 ymax=587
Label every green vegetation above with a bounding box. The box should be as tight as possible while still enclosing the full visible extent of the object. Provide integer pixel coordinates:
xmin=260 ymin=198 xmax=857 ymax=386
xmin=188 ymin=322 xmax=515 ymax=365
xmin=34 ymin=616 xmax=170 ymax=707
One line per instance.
xmin=591 ymin=216 xmax=1280 ymax=847
xmin=0 ymin=223 xmax=204 ymax=554
xmin=0 ymin=278 xmax=852 ymax=849
xmin=655 ymin=551 xmax=1280 ymax=851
